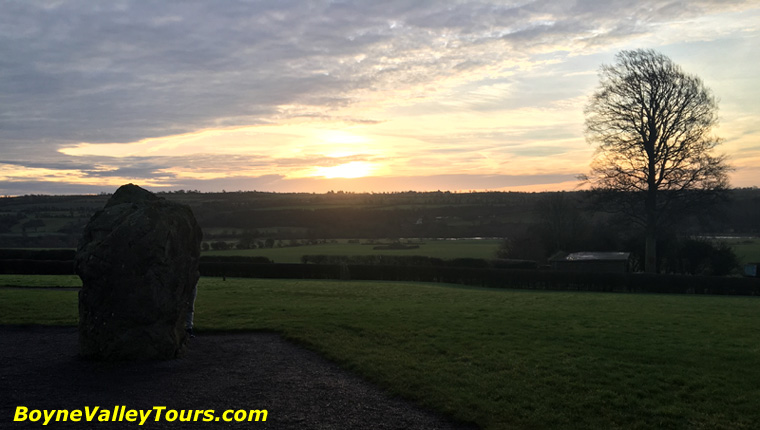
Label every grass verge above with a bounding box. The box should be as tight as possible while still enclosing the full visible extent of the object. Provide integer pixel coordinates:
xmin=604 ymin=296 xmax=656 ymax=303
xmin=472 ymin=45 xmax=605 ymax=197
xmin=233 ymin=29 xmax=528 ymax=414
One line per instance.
xmin=0 ymin=274 xmax=82 ymax=288
xmin=2 ymin=275 xmax=759 ymax=429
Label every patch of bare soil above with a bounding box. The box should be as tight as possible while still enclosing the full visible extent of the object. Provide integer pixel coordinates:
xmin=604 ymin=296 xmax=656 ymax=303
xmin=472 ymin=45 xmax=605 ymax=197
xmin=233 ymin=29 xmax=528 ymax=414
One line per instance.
xmin=0 ymin=326 xmax=476 ymax=429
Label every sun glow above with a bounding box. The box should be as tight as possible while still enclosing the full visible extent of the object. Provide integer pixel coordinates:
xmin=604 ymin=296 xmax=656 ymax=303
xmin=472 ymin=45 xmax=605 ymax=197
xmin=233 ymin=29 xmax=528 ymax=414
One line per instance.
xmin=313 ymin=161 xmax=375 ymax=179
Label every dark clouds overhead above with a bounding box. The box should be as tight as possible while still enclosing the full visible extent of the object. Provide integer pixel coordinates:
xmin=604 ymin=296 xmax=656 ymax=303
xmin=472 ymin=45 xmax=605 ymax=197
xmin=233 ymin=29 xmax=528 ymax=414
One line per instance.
xmin=1 ymin=0 xmax=757 ymax=194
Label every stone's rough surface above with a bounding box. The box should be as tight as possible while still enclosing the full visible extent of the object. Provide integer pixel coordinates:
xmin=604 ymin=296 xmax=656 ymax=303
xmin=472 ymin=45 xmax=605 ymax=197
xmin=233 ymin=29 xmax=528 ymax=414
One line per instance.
xmin=75 ymin=184 xmax=202 ymax=360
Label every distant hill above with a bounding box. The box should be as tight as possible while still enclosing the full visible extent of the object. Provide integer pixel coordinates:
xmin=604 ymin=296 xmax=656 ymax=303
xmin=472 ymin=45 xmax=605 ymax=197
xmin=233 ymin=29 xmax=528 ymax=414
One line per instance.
xmin=1 ymin=188 xmax=758 ymax=249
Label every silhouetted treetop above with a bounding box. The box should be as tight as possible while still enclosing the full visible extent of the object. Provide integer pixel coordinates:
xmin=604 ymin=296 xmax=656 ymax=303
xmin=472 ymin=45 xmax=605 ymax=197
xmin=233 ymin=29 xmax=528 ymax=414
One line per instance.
xmin=584 ymin=49 xmax=731 ymax=272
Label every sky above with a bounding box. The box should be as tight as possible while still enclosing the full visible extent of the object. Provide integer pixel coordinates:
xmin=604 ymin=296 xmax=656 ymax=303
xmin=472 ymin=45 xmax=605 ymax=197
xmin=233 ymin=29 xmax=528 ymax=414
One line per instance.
xmin=1 ymin=0 xmax=759 ymax=196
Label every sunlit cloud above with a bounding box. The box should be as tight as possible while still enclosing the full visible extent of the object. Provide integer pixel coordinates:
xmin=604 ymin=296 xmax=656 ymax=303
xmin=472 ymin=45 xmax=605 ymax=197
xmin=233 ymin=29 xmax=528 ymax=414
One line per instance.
xmin=0 ymin=0 xmax=758 ymax=195
xmin=313 ymin=161 xmax=376 ymax=179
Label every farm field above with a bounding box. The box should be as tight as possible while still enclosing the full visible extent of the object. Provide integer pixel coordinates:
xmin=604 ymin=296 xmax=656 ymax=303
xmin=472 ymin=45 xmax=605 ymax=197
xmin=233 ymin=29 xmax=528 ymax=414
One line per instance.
xmin=728 ymin=237 xmax=760 ymax=266
xmin=202 ymin=236 xmax=760 ymax=267
xmin=203 ymin=238 xmax=503 ymax=263
xmin=2 ymin=275 xmax=759 ymax=429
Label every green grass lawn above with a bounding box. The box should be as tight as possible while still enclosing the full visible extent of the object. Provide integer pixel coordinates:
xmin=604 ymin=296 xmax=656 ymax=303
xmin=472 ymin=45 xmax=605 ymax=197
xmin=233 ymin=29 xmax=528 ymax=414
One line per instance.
xmin=728 ymin=238 xmax=760 ymax=266
xmin=0 ymin=288 xmax=79 ymax=326
xmin=0 ymin=274 xmax=82 ymax=288
xmin=2 ymin=275 xmax=759 ymax=429
xmin=204 ymin=239 xmax=502 ymax=263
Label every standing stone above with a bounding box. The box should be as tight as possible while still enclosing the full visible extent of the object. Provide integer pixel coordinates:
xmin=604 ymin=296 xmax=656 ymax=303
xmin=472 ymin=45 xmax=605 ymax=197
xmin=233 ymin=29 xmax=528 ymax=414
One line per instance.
xmin=75 ymin=184 xmax=202 ymax=360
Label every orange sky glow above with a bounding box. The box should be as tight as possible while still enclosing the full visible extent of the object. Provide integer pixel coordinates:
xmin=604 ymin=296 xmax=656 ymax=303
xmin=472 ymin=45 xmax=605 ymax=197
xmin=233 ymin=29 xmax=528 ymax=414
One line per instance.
xmin=1 ymin=2 xmax=758 ymax=195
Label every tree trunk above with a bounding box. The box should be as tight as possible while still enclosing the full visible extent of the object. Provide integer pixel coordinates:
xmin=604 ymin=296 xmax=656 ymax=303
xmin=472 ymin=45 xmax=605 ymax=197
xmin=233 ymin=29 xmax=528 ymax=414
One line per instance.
xmin=644 ymin=121 xmax=659 ymax=272
xmin=645 ymin=229 xmax=657 ymax=273
xmin=645 ymin=174 xmax=658 ymax=273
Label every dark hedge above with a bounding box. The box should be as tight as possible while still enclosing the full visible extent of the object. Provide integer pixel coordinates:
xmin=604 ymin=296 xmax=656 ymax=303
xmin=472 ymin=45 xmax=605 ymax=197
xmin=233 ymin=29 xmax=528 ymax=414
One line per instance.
xmin=0 ymin=249 xmax=76 ymax=261
xmin=301 ymin=254 xmax=537 ymax=269
xmin=0 ymin=259 xmax=75 ymax=275
xmin=200 ymin=262 xmax=339 ymax=279
xmin=197 ymin=262 xmax=760 ymax=296
xmin=3 ymin=258 xmax=758 ymax=296
xmin=200 ymin=255 xmax=274 ymax=264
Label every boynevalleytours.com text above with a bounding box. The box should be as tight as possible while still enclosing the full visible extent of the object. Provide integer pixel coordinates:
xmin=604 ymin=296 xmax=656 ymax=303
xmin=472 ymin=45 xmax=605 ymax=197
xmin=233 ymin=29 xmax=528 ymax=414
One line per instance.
xmin=14 ymin=405 xmax=267 ymax=425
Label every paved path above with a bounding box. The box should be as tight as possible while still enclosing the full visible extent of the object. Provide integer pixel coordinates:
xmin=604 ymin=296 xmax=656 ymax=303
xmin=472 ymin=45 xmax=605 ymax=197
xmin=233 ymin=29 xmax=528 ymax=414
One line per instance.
xmin=0 ymin=326 xmax=475 ymax=429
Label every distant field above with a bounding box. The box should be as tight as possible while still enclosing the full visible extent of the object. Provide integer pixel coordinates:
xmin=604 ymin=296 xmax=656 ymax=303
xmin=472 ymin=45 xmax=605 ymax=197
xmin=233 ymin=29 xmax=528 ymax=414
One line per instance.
xmin=3 ymin=275 xmax=759 ymax=429
xmin=727 ymin=237 xmax=760 ymax=265
xmin=203 ymin=239 xmax=502 ymax=263
xmin=204 ymin=236 xmax=760 ymax=267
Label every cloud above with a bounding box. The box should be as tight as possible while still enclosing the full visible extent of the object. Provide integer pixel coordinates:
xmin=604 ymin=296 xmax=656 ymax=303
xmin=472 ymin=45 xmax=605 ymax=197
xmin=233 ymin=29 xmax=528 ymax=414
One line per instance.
xmin=0 ymin=181 xmax=114 ymax=197
xmin=0 ymin=0 xmax=758 ymax=193
xmin=0 ymin=1 xmax=737 ymax=143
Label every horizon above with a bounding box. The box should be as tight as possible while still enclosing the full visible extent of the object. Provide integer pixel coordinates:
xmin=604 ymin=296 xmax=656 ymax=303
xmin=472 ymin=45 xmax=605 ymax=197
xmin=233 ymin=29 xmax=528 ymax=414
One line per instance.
xmin=4 ymin=184 xmax=760 ymax=200
xmin=2 ymin=1 xmax=758 ymax=196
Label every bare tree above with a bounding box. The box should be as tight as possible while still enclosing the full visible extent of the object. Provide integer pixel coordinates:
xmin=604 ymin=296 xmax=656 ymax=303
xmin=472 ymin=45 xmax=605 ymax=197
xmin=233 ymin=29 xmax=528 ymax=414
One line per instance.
xmin=584 ymin=49 xmax=730 ymax=273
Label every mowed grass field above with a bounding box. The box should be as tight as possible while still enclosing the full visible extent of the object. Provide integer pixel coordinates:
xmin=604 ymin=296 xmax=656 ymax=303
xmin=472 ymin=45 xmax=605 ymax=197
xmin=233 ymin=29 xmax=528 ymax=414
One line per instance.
xmin=2 ymin=275 xmax=760 ymax=429
xmin=203 ymin=237 xmax=760 ymax=267
xmin=729 ymin=238 xmax=760 ymax=266
xmin=203 ymin=239 xmax=502 ymax=263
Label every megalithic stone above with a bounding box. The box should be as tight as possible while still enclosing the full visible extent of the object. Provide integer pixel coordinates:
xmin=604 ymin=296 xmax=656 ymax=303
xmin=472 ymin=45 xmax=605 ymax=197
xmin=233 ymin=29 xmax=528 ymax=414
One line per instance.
xmin=75 ymin=184 xmax=202 ymax=360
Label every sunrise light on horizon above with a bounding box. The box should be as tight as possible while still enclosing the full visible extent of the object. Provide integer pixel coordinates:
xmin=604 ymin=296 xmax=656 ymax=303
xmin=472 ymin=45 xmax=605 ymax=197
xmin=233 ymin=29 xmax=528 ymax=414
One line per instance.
xmin=1 ymin=1 xmax=758 ymax=195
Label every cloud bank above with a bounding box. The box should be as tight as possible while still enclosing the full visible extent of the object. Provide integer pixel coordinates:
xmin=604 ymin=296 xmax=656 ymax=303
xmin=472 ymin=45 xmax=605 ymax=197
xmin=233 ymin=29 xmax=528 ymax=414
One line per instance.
xmin=1 ymin=0 xmax=758 ymax=195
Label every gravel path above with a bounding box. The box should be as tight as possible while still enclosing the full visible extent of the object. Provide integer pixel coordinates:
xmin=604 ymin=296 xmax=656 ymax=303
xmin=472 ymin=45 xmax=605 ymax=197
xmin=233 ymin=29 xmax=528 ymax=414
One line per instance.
xmin=0 ymin=326 xmax=475 ymax=429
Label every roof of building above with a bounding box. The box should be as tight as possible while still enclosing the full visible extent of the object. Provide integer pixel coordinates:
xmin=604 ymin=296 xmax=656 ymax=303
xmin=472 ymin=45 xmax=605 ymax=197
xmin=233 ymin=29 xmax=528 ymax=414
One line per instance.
xmin=564 ymin=252 xmax=631 ymax=261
